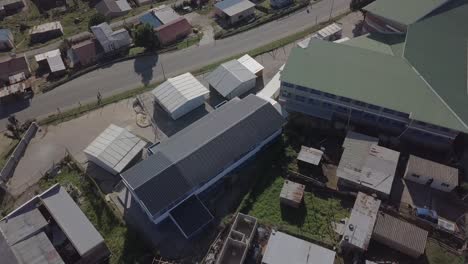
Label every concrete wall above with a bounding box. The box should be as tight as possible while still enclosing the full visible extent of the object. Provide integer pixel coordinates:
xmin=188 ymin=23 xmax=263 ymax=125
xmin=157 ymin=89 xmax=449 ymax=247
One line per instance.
xmin=0 ymin=122 xmax=38 ymax=183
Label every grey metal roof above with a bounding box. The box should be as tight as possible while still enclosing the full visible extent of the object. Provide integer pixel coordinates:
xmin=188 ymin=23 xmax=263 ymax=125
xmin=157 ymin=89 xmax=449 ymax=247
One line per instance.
xmin=40 ymin=185 xmax=105 ymax=257
xmin=84 ymin=124 xmax=146 ymax=174
xmin=215 ymin=0 xmax=255 ymax=17
xmin=11 ymin=232 xmax=64 ymax=264
xmin=152 ymin=72 xmax=209 ymax=114
xmin=406 ymin=155 xmax=458 ymax=187
xmin=152 ymin=5 xmax=180 ymax=24
xmin=206 ymin=59 xmax=256 ymax=98
xmin=121 ymin=94 xmax=285 ymax=217
xmin=342 ymin=192 xmax=381 ymax=250
xmin=337 ymin=131 xmax=400 ymax=195
xmin=169 ymin=195 xmax=213 ymax=238
xmin=0 ymin=207 xmax=48 ymax=245
xmin=0 ymin=232 xmax=18 ymax=264
xmin=262 ymin=231 xmax=336 ymax=264
xmin=373 ymin=213 xmax=428 ymax=257
xmin=297 ymin=146 xmax=323 ymax=165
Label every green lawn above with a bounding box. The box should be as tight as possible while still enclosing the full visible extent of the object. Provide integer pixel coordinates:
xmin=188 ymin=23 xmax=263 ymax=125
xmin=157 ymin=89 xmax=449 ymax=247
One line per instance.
xmin=0 ymin=0 xmax=96 ymax=51
xmin=39 ymin=164 xmax=152 ymax=264
xmin=426 ymin=240 xmax=465 ymax=264
xmin=238 ymin=136 xmax=349 ymax=246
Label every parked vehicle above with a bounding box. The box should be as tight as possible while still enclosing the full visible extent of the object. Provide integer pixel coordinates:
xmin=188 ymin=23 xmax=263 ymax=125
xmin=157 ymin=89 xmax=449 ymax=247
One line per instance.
xmin=415 ymin=207 xmax=438 ymax=224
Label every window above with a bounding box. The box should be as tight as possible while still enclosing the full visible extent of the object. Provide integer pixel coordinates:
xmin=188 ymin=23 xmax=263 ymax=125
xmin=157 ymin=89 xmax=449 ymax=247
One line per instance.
xmin=441 ymin=183 xmax=450 ymax=188
xmin=308 ymin=98 xmax=316 ymax=104
xmin=296 ymin=86 xmax=308 ymax=92
xmin=281 ymin=91 xmax=291 ymax=98
xmin=295 ymin=95 xmax=306 ymax=102
xmin=336 ymin=106 xmax=348 ymax=113
xmin=322 ymin=102 xmax=333 ymax=109
xmin=353 ymin=100 xmax=367 ymax=107
xmin=324 ymin=93 xmax=336 ymax=99
xmin=309 ymin=89 xmax=321 ymax=95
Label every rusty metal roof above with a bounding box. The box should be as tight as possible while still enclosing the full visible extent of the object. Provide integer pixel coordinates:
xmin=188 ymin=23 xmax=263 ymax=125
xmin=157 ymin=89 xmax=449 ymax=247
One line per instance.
xmin=280 ymin=180 xmax=305 ymax=204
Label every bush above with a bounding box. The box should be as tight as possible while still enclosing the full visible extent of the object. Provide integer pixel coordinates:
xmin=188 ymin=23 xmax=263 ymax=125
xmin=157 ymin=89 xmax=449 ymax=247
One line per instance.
xmin=88 ymin=13 xmax=108 ymax=29
xmin=133 ymin=23 xmax=159 ymax=50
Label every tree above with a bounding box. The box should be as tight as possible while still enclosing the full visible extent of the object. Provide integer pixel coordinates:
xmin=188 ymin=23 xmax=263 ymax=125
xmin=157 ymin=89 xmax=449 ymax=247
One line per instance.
xmin=133 ymin=24 xmax=159 ymax=50
xmin=88 ymin=13 xmax=108 ymax=29
xmin=6 ymin=115 xmax=21 ymax=139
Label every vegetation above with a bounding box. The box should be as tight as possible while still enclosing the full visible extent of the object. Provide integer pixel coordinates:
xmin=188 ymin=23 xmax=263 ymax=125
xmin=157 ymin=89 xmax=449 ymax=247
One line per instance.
xmin=39 ymin=163 xmax=153 ymax=264
xmin=88 ymin=13 xmax=108 ymax=29
xmin=425 ymin=240 xmax=465 ymax=264
xmin=133 ymin=23 xmax=159 ymax=50
xmin=176 ymin=32 xmax=203 ymax=50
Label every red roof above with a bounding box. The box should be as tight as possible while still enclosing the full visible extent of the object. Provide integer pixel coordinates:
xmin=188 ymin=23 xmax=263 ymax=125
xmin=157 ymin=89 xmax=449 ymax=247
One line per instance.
xmin=155 ymin=17 xmax=192 ymax=45
xmin=71 ymin=40 xmax=97 ymax=64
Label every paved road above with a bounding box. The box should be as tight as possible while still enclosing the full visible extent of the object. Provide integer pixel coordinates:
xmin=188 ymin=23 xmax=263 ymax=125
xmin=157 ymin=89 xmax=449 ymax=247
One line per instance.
xmin=0 ymin=0 xmax=351 ymax=128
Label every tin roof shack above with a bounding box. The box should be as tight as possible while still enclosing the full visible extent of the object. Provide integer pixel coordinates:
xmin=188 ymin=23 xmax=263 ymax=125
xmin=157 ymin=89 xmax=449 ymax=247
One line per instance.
xmin=206 ymin=59 xmax=256 ymax=99
xmin=152 ymin=72 xmax=208 ymax=120
xmin=0 ymin=0 xmax=24 ymax=16
xmin=297 ymin=145 xmax=323 ymax=166
xmin=91 ymin=22 xmax=132 ymax=54
xmin=337 ymin=132 xmax=400 ymax=198
xmin=217 ymin=213 xmax=257 ymax=264
xmin=0 ymin=55 xmax=30 ymax=85
xmin=262 ymin=231 xmax=336 ymax=264
xmin=372 ymin=213 xmax=428 ymax=258
xmin=404 ymin=155 xmax=458 ymax=192
xmin=214 ymin=0 xmax=255 ymax=25
xmin=30 ymin=22 xmax=63 ymax=44
xmin=341 ymin=192 xmax=381 ymax=252
xmin=237 ymin=54 xmax=264 ymax=77
xmin=34 ymin=49 xmax=66 ymax=76
xmin=0 ymin=29 xmax=14 ymax=50
xmin=67 ymin=40 xmax=97 ymax=68
xmin=0 ymin=184 xmax=110 ymax=264
xmin=155 ymin=17 xmax=192 ymax=46
xmin=280 ymin=180 xmax=305 ymax=208
xmin=84 ymin=124 xmax=146 ymax=175
xmin=95 ymin=0 xmax=131 ymax=18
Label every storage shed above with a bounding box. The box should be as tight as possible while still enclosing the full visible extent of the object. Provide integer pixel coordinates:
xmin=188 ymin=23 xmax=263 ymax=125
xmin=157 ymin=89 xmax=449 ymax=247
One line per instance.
xmin=214 ymin=0 xmax=255 ymax=24
xmin=372 ymin=213 xmax=428 ymax=258
xmin=34 ymin=49 xmax=66 ymax=75
xmin=297 ymin=145 xmax=323 ymax=166
xmin=262 ymin=231 xmax=336 ymax=264
xmin=206 ymin=59 xmax=256 ymax=99
xmin=29 ymin=21 xmax=63 ymax=43
xmin=280 ymin=180 xmax=305 ymax=208
xmin=84 ymin=124 xmax=146 ymax=175
xmin=152 ymin=72 xmax=208 ymax=120
xmin=316 ymin=22 xmax=342 ymax=41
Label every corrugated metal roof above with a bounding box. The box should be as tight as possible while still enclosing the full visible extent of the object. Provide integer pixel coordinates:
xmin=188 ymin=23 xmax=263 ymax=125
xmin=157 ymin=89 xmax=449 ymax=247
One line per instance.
xmin=115 ymin=0 xmax=131 ymax=11
xmin=206 ymin=59 xmax=256 ymax=98
xmin=317 ymin=23 xmax=342 ymax=39
xmin=11 ymin=232 xmax=64 ymax=264
xmin=34 ymin=49 xmax=61 ymax=62
xmin=30 ymin=21 xmax=63 ymax=34
xmin=237 ymin=54 xmax=264 ymax=75
xmin=373 ymin=213 xmax=428 ymax=257
xmin=297 ymin=145 xmax=323 ymax=165
xmin=215 ymin=0 xmax=255 ymax=17
xmin=262 ymin=231 xmax=336 ymax=264
xmin=337 ymin=131 xmax=400 ymax=195
xmin=47 ymin=55 xmax=66 ymax=72
xmin=40 ymin=185 xmax=105 ymax=257
xmin=0 ymin=208 xmax=48 ymax=245
xmin=152 ymin=72 xmax=208 ymax=114
xmin=169 ymin=195 xmax=213 ymax=238
xmin=280 ymin=180 xmax=305 ymax=204
xmin=84 ymin=124 xmax=146 ymax=174
xmin=121 ymin=94 xmax=285 ymax=217
xmin=342 ymin=192 xmax=381 ymax=250
xmin=152 ymin=5 xmax=180 ymax=24
xmin=406 ymin=155 xmax=458 ymax=187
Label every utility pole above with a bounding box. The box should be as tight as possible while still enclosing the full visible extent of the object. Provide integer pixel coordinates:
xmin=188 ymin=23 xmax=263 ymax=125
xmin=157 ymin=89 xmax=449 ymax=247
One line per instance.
xmin=160 ymin=59 xmax=166 ymax=80
xmin=329 ymin=0 xmax=335 ymax=20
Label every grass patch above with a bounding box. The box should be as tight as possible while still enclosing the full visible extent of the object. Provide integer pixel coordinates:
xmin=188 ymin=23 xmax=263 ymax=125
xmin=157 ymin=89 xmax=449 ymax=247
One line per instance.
xmin=176 ymin=33 xmax=203 ymax=50
xmin=128 ymin=46 xmax=146 ymax=56
xmin=426 ymin=240 xmax=465 ymax=264
xmin=39 ymin=164 xmax=152 ymax=264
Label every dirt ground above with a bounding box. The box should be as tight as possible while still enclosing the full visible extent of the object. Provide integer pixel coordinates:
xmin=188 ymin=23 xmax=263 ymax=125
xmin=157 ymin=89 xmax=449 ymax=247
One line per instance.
xmin=0 ymin=133 xmax=14 ymax=156
xmin=6 ymin=98 xmax=155 ymax=197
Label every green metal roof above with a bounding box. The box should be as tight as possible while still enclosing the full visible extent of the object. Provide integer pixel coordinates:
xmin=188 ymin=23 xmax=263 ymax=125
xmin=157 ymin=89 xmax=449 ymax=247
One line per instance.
xmin=281 ymin=40 xmax=467 ymax=132
xmin=343 ymin=34 xmax=406 ymax=56
xmin=363 ymin=0 xmax=451 ymax=26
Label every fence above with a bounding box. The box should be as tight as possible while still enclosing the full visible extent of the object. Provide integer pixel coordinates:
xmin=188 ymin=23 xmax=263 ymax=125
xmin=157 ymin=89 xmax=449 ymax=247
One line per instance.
xmin=0 ymin=122 xmax=38 ymax=184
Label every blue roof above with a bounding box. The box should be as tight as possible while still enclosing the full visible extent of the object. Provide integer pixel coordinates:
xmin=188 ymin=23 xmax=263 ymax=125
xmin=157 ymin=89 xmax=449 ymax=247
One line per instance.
xmin=215 ymin=0 xmax=243 ymax=10
xmin=416 ymin=208 xmax=438 ymax=219
xmin=139 ymin=12 xmax=163 ymax=29
xmin=0 ymin=29 xmax=12 ymax=41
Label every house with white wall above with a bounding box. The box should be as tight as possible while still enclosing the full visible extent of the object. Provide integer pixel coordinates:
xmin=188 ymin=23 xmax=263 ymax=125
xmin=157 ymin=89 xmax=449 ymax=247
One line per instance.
xmin=404 ymin=155 xmax=458 ymax=192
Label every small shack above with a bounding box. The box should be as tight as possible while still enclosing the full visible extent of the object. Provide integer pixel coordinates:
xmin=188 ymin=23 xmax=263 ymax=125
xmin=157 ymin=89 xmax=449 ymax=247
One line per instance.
xmin=297 ymin=146 xmax=323 ymax=166
xmin=95 ymin=0 xmax=131 ymax=18
xmin=280 ymin=180 xmax=305 ymax=208
xmin=237 ymin=54 xmax=264 ymax=77
xmin=29 ymin=21 xmax=63 ymax=43
xmin=206 ymin=59 xmax=256 ymax=99
xmin=34 ymin=49 xmax=66 ymax=75
xmin=84 ymin=124 xmax=146 ymax=175
xmin=404 ymin=155 xmax=458 ymax=192
xmin=214 ymin=0 xmax=255 ymax=25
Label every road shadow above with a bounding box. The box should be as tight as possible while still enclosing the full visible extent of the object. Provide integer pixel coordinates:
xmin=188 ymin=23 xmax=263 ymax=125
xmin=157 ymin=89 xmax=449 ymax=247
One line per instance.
xmin=0 ymin=98 xmax=31 ymax=120
xmin=134 ymin=54 xmax=159 ymax=86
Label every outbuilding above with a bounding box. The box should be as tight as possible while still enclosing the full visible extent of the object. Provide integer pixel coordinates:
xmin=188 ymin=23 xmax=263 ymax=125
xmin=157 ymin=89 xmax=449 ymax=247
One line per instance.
xmin=280 ymin=180 xmax=305 ymax=208
xmin=154 ymin=17 xmax=192 ymax=46
xmin=67 ymin=39 xmax=97 ymax=68
xmin=0 ymin=29 xmax=14 ymax=50
xmin=206 ymin=59 xmax=256 ymax=99
xmin=34 ymin=49 xmax=66 ymax=75
xmin=95 ymin=0 xmax=131 ymax=18
xmin=214 ymin=0 xmax=255 ymax=25
xmin=404 ymin=155 xmax=458 ymax=192
xmin=152 ymin=72 xmax=209 ymax=120
xmin=84 ymin=124 xmax=146 ymax=175
xmin=29 ymin=21 xmax=63 ymax=43
xmin=237 ymin=54 xmax=263 ymax=77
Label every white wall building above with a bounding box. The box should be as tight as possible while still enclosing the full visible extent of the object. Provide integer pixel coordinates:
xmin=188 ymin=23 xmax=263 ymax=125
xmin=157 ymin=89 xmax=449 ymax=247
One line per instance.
xmin=152 ymin=72 xmax=209 ymax=120
xmin=206 ymin=59 xmax=256 ymax=99
xmin=404 ymin=155 xmax=458 ymax=192
xmin=91 ymin=22 xmax=132 ymax=53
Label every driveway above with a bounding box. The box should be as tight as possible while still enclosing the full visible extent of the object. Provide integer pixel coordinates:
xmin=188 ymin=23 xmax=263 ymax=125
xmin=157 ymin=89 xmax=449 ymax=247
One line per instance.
xmin=0 ymin=0 xmax=352 ymax=129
